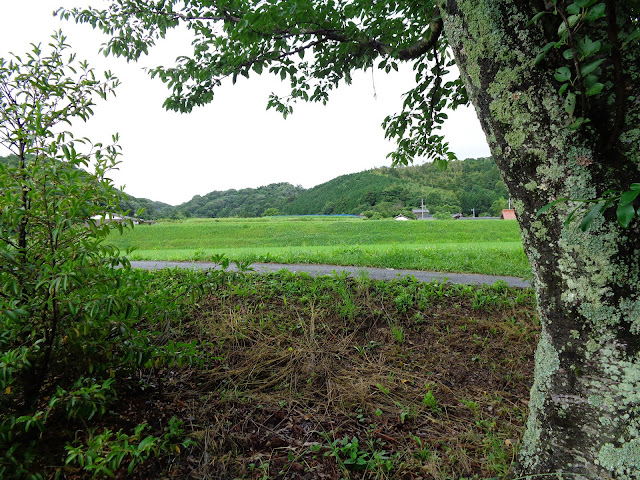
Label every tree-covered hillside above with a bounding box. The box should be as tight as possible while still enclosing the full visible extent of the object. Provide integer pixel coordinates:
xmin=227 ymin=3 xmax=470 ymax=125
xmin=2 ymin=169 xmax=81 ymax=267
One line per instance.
xmin=281 ymin=157 xmax=509 ymax=218
xmin=176 ymin=182 xmax=304 ymax=218
xmin=118 ymin=194 xmax=174 ymax=220
xmin=2 ymin=154 xmax=509 ymax=219
xmin=281 ymin=170 xmax=408 ymax=216
xmin=383 ymin=157 xmax=510 ymax=216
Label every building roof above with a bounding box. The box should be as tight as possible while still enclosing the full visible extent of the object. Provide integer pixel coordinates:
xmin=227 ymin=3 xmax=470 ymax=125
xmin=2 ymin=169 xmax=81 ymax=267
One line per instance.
xmin=501 ymin=209 xmax=517 ymax=220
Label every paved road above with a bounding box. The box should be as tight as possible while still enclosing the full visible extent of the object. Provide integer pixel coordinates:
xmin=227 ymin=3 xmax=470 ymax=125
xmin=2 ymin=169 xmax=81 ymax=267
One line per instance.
xmin=130 ymin=260 xmax=531 ymax=288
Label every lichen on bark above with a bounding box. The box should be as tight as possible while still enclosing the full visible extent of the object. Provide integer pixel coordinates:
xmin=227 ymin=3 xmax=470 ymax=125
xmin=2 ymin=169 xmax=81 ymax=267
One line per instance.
xmin=441 ymin=1 xmax=640 ymax=478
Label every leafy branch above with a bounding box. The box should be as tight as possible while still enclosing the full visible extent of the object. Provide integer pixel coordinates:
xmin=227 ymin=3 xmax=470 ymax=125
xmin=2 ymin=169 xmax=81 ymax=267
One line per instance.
xmin=537 ymin=184 xmax=640 ymax=230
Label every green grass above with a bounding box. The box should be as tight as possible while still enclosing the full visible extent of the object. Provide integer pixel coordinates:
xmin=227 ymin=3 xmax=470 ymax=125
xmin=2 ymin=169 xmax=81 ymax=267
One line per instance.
xmin=110 ymin=217 xmax=531 ymax=277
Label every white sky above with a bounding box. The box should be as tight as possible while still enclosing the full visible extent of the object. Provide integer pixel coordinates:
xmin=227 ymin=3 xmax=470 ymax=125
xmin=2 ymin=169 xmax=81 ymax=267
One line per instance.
xmin=0 ymin=1 xmax=490 ymax=205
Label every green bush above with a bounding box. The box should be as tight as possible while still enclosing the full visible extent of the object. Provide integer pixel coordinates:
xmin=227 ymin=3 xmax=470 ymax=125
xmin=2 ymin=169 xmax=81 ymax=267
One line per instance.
xmin=0 ymin=33 xmax=204 ymax=478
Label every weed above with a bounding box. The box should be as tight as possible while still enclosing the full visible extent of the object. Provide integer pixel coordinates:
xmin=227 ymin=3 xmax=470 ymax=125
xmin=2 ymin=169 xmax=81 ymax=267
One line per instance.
xmin=320 ymin=432 xmax=393 ymax=475
xmin=64 ymin=418 xmax=194 ymax=478
xmin=391 ymin=325 xmax=405 ymax=344
xmin=410 ymin=434 xmax=432 ymax=461
xmin=422 ymin=390 xmax=440 ymax=412
xmin=394 ymin=401 xmax=417 ymax=424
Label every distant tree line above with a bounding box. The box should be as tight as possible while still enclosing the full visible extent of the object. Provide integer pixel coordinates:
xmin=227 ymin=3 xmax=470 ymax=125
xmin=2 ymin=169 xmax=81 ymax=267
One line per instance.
xmin=2 ymin=154 xmax=509 ymax=219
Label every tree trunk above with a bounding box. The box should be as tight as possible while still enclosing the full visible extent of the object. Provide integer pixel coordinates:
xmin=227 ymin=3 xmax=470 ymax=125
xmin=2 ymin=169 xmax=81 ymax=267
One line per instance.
xmin=441 ymin=1 xmax=640 ymax=478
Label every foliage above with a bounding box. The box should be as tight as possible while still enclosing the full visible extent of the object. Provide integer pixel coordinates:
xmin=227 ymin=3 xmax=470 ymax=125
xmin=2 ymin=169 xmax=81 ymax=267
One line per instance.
xmin=527 ymin=1 xmax=640 ymax=228
xmin=57 ymin=1 xmax=467 ymax=167
xmin=64 ymin=417 xmax=195 ymax=478
xmin=177 ymin=182 xmax=303 ymax=218
xmin=261 ymin=207 xmax=281 ymax=217
xmin=0 ymin=30 xmax=126 ymax=408
xmin=118 ymin=192 xmax=174 ymax=220
xmin=0 ymin=34 xmax=207 ymax=478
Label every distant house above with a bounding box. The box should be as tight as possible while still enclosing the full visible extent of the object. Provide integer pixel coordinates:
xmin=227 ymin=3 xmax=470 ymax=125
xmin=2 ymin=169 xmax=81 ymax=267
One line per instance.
xmin=412 ymin=199 xmax=432 ymax=220
xmin=90 ymin=214 xmax=140 ymax=226
xmin=501 ymin=209 xmax=517 ymax=220
xmin=394 ymin=214 xmax=411 ymax=221
xmin=412 ymin=207 xmax=432 ymax=220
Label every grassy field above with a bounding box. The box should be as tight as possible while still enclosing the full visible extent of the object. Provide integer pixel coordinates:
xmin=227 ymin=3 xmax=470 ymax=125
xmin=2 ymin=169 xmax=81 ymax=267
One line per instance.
xmin=109 ymin=217 xmax=531 ymax=277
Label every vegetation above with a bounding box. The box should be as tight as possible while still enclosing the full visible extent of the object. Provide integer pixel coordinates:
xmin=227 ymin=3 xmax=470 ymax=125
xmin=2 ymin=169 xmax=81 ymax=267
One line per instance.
xmin=1 ymin=153 xmax=509 ymax=220
xmin=118 ymin=193 xmax=174 ymax=220
xmin=109 ymin=217 xmax=530 ymax=277
xmin=144 ymin=157 xmax=509 ymax=219
xmin=3 ymin=265 xmax=539 ymax=478
xmin=176 ymin=182 xmax=304 ymax=219
xmin=61 ymin=1 xmax=640 ymax=476
xmin=0 ymin=34 xmax=202 ymax=479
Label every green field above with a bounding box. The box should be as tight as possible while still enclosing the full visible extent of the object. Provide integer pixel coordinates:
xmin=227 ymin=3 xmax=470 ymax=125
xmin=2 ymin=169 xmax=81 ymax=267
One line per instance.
xmin=109 ymin=217 xmax=531 ymax=277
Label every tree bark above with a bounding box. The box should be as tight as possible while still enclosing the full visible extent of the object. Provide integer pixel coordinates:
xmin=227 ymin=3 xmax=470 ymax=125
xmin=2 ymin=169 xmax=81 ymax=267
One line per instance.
xmin=440 ymin=1 xmax=640 ymax=478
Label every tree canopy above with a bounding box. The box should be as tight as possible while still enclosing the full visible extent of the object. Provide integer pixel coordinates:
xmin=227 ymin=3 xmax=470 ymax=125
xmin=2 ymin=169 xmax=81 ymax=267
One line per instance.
xmin=58 ymin=1 xmax=468 ymax=165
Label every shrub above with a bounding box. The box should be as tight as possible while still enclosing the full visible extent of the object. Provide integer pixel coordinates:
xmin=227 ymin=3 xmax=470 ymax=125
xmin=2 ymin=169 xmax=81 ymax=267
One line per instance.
xmin=0 ymin=33 xmax=199 ymax=478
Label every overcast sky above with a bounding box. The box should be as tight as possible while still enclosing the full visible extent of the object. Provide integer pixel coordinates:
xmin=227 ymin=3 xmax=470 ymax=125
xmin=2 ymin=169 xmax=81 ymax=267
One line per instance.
xmin=1 ymin=1 xmax=491 ymax=205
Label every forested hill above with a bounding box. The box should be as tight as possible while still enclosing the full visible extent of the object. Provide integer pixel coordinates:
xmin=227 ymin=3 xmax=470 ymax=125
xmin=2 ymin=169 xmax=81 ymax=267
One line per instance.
xmin=280 ymin=157 xmax=508 ymax=218
xmin=173 ymin=182 xmax=304 ymax=218
xmin=2 ymin=155 xmax=508 ymax=219
xmin=132 ymin=156 xmax=507 ymax=218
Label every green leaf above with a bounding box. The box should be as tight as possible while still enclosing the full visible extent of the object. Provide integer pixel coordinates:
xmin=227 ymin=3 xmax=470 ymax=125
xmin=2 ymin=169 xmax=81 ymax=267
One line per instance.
xmin=622 ymin=29 xmax=640 ymax=48
xmin=564 ymin=92 xmax=576 ymax=116
xmin=585 ymin=3 xmax=606 ymax=21
xmin=534 ymin=42 xmax=555 ymax=65
xmin=580 ymin=58 xmax=605 ymax=76
xmin=566 ymin=3 xmax=581 ymax=14
xmin=558 ymin=83 xmax=569 ymax=96
xmin=630 ymin=183 xmax=640 ymax=191
xmin=563 ymin=48 xmax=574 ymax=60
xmin=620 ymin=189 xmax=640 ymax=205
xmin=583 ymin=74 xmax=598 ymax=88
xmin=537 ymin=197 xmax=570 ymax=217
xmin=580 ymin=201 xmax=604 ymax=231
xmin=585 ymin=82 xmax=604 ymax=96
xmin=568 ymin=117 xmax=585 ymax=130
xmin=555 ymin=67 xmax=572 ymax=82
xmin=558 ymin=21 xmax=568 ymax=37
xmin=526 ymin=11 xmax=548 ymax=27
xmin=578 ymin=36 xmax=601 ymax=58
xmin=568 ymin=14 xmax=580 ymax=27
xmin=574 ymin=0 xmax=597 ymax=7
xmin=617 ymin=201 xmax=636 ymax=228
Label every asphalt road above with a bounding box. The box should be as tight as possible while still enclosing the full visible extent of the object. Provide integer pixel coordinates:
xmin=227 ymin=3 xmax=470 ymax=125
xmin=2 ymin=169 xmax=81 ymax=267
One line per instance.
xmin=130 ymin=260 xmax=531 ymax=288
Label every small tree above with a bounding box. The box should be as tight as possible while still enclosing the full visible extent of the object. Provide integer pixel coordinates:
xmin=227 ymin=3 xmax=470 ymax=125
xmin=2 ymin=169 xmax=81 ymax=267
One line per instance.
xmin=0 ymin=32 xmax=137 ymax=475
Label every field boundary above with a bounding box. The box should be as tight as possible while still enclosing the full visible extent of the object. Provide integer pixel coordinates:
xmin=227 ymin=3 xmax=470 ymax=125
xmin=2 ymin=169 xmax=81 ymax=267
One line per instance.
xmin=130 ymin=260 xmax=531 ymax=288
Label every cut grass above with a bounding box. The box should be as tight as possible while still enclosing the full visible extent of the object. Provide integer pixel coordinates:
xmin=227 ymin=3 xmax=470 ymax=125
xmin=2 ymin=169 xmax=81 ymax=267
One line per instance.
xmin=126 ymin=270 xmax=538 ymax=479
xmin=26 ymin=269 xmax=538 ymax=479
xmin=110 ymin=217 xmax=531 ymax=277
